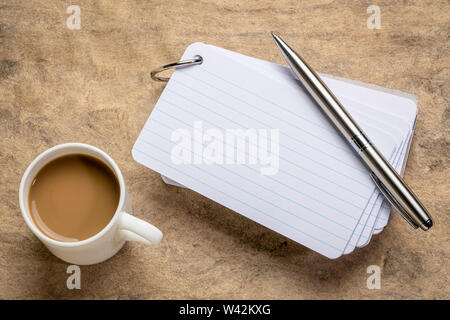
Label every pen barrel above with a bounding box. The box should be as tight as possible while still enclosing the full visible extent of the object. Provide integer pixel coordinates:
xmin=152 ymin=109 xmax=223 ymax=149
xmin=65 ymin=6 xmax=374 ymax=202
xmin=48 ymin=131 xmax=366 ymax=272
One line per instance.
xmin=300 ymin=73 xmax=432 ymax=229
xmin=298 ymin=64 xmax=432 ymax=230
xmin=275 ymin=36 xmax=433 ymax=230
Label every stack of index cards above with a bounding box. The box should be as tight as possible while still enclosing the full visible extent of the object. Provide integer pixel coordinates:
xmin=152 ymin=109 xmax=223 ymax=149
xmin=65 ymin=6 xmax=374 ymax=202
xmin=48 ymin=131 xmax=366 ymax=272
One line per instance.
xmin=133 ymin=43 xmax=418 ymax=258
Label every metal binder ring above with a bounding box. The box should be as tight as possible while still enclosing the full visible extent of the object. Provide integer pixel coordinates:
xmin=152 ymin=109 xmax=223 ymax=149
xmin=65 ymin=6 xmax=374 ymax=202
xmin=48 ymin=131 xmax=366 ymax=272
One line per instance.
xmin=150 ymin=56 xmax=203 ymax=82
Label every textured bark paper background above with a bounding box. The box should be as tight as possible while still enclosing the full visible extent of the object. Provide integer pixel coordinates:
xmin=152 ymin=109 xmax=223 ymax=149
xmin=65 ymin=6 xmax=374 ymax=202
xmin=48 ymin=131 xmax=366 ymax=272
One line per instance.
xmin=0 ymin=0 xmax=448 ymax=299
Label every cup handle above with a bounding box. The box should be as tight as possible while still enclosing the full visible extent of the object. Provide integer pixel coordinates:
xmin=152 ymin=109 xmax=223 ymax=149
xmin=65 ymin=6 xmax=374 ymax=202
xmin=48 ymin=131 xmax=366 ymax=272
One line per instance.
xmin=118 ymin=212 xmax=163 ymax=245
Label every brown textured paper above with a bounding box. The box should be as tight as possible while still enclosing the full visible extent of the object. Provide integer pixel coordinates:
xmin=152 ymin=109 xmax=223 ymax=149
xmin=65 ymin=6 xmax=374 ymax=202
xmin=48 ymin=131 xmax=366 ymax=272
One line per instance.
xmin=0 ymin=0 xmax=448 ymax=299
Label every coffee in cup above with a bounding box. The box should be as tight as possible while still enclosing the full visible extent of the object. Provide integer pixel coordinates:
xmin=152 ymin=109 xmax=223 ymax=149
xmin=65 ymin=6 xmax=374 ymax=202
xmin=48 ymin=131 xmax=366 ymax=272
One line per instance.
xmin=28 ymin=154 xmax=120 ymax=242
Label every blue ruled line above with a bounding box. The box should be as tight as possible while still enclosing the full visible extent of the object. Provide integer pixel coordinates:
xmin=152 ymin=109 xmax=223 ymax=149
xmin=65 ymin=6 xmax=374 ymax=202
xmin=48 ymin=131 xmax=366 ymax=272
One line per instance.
xmin=154 ymin=104 xmax=373 ymax=209
xmin=169 ymin=77 xmax=368 ymax=175
xmin=143 ymin=122 xmax=370 ymax=237
xmin=199 ymin=64 xmax=411 ymax=157
xmin=138 ymin=115 xmax=377 ymax=240
xmin=156 ymin=97 xmax=390 ymax=221
xmin=134 ymin=138 xmax=353 ymax=243
xmin=133 ymin=147 xmax=343 ymax=253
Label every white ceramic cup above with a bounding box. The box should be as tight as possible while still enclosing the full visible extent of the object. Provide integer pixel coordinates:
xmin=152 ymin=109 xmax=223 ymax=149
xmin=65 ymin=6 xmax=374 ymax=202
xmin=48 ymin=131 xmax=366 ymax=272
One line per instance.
xmin=19 ymin=143 xmax=163 ymax=265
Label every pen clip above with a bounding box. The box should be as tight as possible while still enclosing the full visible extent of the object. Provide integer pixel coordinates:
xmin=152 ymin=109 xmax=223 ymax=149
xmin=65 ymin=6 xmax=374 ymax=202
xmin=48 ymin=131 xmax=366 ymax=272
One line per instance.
xmin=370 ymin=172 xmax=419 ymax=229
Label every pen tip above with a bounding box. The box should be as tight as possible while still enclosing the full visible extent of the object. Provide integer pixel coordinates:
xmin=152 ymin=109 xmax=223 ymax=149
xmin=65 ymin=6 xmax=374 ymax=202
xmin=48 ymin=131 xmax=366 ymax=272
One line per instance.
xmin=271 ymin=32 xmax=285 ymax=49
xmin=422 ymin=219 xmax=433 ymax=230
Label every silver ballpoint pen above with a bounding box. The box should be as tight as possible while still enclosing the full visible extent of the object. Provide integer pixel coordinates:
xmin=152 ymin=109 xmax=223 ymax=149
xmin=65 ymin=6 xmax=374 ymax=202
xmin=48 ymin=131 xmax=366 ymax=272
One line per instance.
xmin=272 ymin=32 xmax=433 ymax=230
